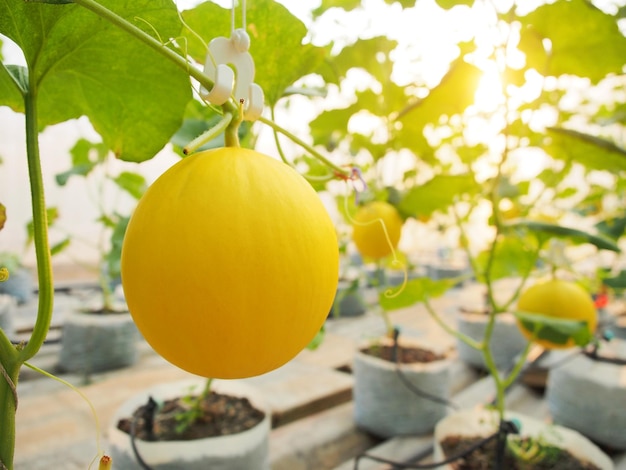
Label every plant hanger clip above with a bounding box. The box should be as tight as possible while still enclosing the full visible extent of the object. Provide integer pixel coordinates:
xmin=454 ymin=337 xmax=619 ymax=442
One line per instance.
xmin=200 ymin=0 xmax=264 ymax=121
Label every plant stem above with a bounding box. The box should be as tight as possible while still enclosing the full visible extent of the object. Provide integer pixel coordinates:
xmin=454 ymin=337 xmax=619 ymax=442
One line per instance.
xmin=423 ymin=299 xmax=482 ymax=350
xmin=258 ymin=115 xmax=349 ymax=177
xmin=0 ymin=61 xmax=24 ymax=470
xmin=19 ymin=89 xmax=54 ymax=363
xmin=201 ymin=377 xmax=213 ymax=399
xmin=0 ymin=78 xmax=54 ymax=470
xmin=184 ymin=113 xmax=233 ymax=155
xmin=225 ymin=104 xmax=242 ymax=147
xmin=0 ymin=344 xmax=19 ymax=470
xmin=502 ymin=340 xmax=532 ymax=389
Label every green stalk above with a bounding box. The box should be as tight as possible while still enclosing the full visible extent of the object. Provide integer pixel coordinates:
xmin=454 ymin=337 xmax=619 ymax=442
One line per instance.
xmin=502 ymin=340 xmax=533 ymax=389
xmin=184 ymin=113 xmax=233 ymax=155
xmin=0 ymin=81 xmax=54 ymax=470
xmin=0 ymin=343 xmax=19 ymax=470
xmin=19 ymin=89 xmax=54 ymax=363
xmin=258 ymin=115 xmax=350 ymax=177
xmin=0 ymin=64 xmax=22 ymax=470
xmin=225 ymin=105 xmax=242 ymax=147
xmin=423 ymin=299 xmax=482 ymax=350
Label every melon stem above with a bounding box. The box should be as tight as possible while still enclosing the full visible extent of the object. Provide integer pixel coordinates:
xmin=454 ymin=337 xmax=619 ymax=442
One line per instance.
xmin=224 ymin=102 xmax=243 ymax=147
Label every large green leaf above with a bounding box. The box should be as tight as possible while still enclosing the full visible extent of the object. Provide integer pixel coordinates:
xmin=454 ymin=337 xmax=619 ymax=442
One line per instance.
xmin=399 ymin=173 xmax=479 ymax=218
xmin=545 ymin=127 xmax=626 ymax=173
xmin=182 ymin=0 xmax=326 ymax=106
xmin=505 ymin=219 xmax=621 ymax=253
xmin=518 ymin=0 xmax=626 ymax=83
xmin=0 ymin=0 xmax=192 ymax=162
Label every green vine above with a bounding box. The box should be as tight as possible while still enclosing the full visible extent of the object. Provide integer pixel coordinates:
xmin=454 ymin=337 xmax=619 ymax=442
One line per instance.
xmin=0 ymin=71 xmax=55 ymax=470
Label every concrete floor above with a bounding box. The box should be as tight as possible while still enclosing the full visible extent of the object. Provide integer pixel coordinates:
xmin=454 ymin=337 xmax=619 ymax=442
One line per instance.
xmin=7 ymin=269 xmax=626 ymax=469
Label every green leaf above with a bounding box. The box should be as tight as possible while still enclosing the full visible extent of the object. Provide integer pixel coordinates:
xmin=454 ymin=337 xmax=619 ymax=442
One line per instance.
xmin=182 ymin=0 xmax=326 ymax=106
xmin=0 ymin=65 xmax=27 ymax=112
xmin=603 ymin=270 xmax=626 ymax=290
xmin=596 ymin=215 xmax=626 ymax=241
xmin=556 ymin=187 xmax=577 ymax=199
xmin=390 ymin=0 xmax=416 ymax=7
xmin=111 ymin=171 xmax=147 ymax=200
xmin=457 ymin=143 xmax=489 ymax=166
xmin=435 ymin=0 xmax=474 ymax=9
xmin=55 ymin=138 xmax=108 ymax=185
xmin=379 ymin=277 xmax=457 ymax=311
xmin=475 ymin=236 xmax=538 ymax=282
xmin=310 ymin=104 xmax=359 ymax=149
xmin=356 ymin=85 xmax=409 ymax=119
xmin=50 ymin=237 xmax=71 ymax=256
xmin=312 ymin=0 xmax=361 ymax=17
xmin=545 ymin=127 xmax=626 ymax=173
xmin=504 ymin=219 xmax=621 ymax=253
xmin=98 ymin=214 xmax=117 ymax=229
xmin=313 ymin=0 xmax=415 ymax=16
xmin=496 ymin=176 xmax=521 ymax=199
xmin=307 ymin=325 xmax=326 ymax=350
xmin=104 ymin=214 xmax=129 ymax=281
xmin=25 ymin=0 xmax=74 ymax=3
xmin=513 ymin=311 xmax=592 ymax=347
xmin=395 ymin=57 xmax=482 ymax=153
xmin=518 ymin=0 xmax=626 ymax=83
xmin=0 ymin=0 xmax=192 ymax=162
xmin=325 ymin=36 xmax=397 ymax=85
xmin=399 ymin=174 xmax=478 ymax=219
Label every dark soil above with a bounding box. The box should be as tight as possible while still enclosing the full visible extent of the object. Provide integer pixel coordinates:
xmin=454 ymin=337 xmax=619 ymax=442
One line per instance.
xmin=117 ymin=392 xmax=265 ymax=441
xmin=361 ymin=344 xmax=445 ymax=364
xmin=440 ymin=435 xmax=601 ymax=470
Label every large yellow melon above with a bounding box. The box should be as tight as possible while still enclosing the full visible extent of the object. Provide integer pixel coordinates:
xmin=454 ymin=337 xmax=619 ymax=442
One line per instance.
xmin=121 ymin=147 xmax=339 ymax=378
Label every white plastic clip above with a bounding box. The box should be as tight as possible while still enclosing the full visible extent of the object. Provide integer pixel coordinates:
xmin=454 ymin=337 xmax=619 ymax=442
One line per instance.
xmin=200 ymin=28 xmax=264 ymax=121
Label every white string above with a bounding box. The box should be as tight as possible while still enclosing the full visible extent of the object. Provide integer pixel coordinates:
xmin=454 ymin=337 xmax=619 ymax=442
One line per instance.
xmin=231 ymin=0 xmax=235 ymax=33
xmin=242 ymin=0 xmax=247 ymax=30
xmin=230 ymin=0 xmax=247 ymax=33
